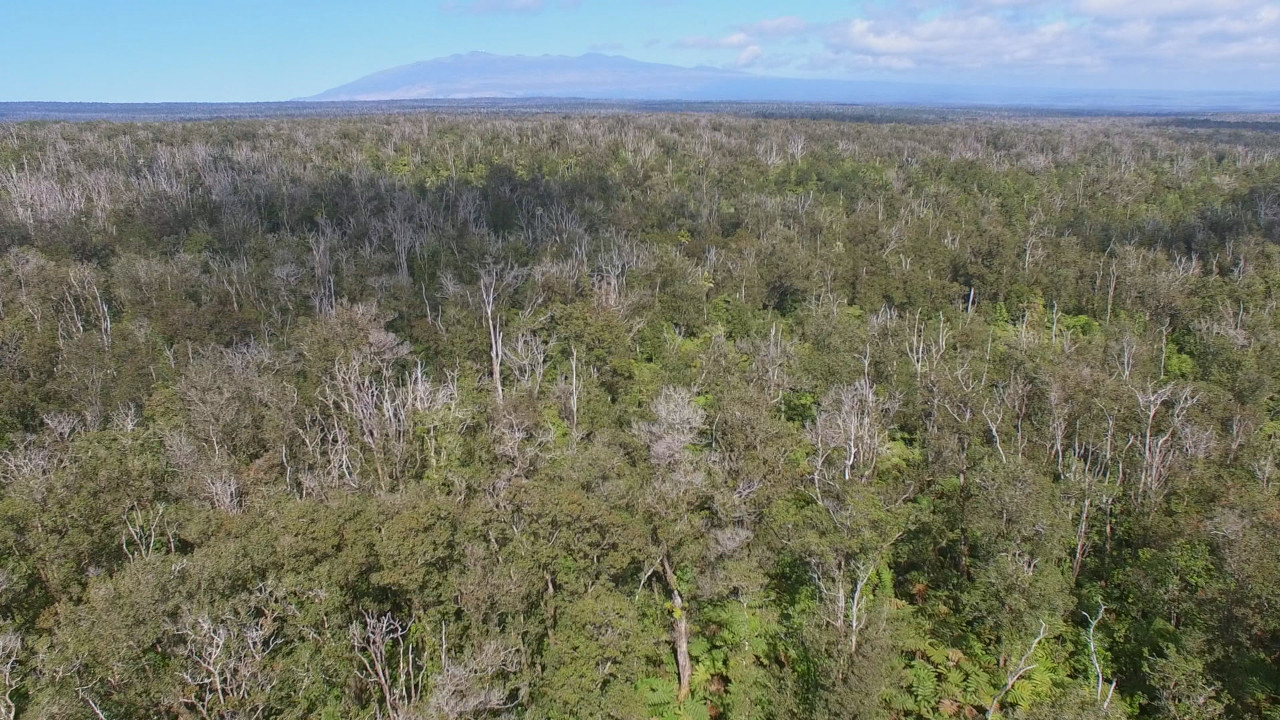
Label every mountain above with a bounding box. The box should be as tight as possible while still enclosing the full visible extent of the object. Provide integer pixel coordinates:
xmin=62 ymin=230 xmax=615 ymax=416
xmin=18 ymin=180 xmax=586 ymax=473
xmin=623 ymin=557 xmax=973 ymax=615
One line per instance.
xmin=303 ymin=52 xmax=978 ymax=105
xmin=307 ymin=52 xmax=754 ymax=102
xmin=305 ymin=52 xmax=1280 ymax=111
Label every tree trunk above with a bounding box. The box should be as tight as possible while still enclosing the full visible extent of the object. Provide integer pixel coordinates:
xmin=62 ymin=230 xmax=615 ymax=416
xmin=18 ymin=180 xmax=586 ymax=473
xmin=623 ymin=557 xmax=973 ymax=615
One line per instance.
xmin=661 ymin=556 xmax=692 ymax=703
xmin=487 ymin=306 xmax=504 ymax=405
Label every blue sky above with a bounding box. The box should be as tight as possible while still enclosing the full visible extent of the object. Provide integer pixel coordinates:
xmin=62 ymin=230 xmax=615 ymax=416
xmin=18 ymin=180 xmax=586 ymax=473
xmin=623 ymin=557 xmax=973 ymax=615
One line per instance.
xmin=3 ymin=0 xmax=1278 ymax=101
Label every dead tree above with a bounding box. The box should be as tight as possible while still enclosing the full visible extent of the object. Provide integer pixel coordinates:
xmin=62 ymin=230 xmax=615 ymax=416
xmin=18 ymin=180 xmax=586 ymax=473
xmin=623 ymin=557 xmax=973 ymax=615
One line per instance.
xmin=351 ymin=612 xmax=523 ymax=720
xmin=810 ymin=557 xmax=884 ymax=656
xmin=350 ymin=612 xmax=424 ymax=719
xmin=810 ymin=377 xmax=899 ymax=484
xmin=427 ymin=640 xmax=523 ymax=719
xmin=1083 ymin=603 xmax=1117 ymax=711
xmin=987 ymin=620 xmax=1049 ymax=719
xmin=634 ymin=386 xmax=707 ymax=496
xmin=0 ymin=631 xmax=20 ymax=720
xmin=173 ymin=607 xmax=283 ymax=720
xmin=122 ymin=503 xmax=174 ymax=561
xmin=307 ymin=227 xmax=336 ymax=316
xmin=661 ymin=556 xmax=693 ymax=704
xmin=504 ymin=331 xmax=554 ymax=396
xmin=634 ymin=387 xmax=707 ymax=703
xmin=476 ymin=264 xmax=526 ymax=405
xmin=742 ymin=323 xmax=795 ymax=405
xmin=1133 ymin=383 xmax=1198 ymax=506
xmin=308 ymin=360 xmax=458 ymax=493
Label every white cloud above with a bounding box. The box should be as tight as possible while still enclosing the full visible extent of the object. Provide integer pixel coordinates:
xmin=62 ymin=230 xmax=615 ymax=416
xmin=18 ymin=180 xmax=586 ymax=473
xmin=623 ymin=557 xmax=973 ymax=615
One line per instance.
xmin=817 ymin=0 xmax=1279 ymax=80
xmin=1075 ymin=0 xmax=1260 ymax=19
xmin=735 ymin=45 xmax=764 ymax=67
xmin=825 ymin=14 xmax=1096 ymax=69
xmin=675 ymin=32 xmax=754 ymax=49
xmin=670 ymin=0 xmax=1280 ymax=88
xmin=1084 ymin=1 xmax=1280 ymax=67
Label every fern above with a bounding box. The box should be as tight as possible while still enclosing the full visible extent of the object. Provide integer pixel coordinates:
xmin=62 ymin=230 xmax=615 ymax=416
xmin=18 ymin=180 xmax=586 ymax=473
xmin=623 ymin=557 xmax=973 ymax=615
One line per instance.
xmin=638 ymin=676 xmax=679 ymax=712
xmin=884 ymin=688 xmax=919 ymax=713
xmin=910 ymin=658 xmax=941 ymax=708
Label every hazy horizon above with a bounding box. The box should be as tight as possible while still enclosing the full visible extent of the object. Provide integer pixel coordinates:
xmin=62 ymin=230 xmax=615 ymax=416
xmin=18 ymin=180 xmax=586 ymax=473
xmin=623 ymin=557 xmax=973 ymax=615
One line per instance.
xmin=3 ymin=0 xmax=1279 ymax=103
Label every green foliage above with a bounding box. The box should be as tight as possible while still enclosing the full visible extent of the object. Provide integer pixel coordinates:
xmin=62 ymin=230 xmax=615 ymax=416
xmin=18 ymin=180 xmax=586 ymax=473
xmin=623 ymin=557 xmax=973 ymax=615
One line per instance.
xmin=782 ymin=390 xmax=818 ymax=425
xmin=1163 ymin=340 xmax=1197 ymax=380
xmin=1 ymin=110 xmax=1278 ymax=719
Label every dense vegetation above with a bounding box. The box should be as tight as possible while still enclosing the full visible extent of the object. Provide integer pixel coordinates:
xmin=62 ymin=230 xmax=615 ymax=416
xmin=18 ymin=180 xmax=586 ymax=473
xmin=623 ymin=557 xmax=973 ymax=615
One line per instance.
xmin=1 ymin=111 xmax=1279 ymax=720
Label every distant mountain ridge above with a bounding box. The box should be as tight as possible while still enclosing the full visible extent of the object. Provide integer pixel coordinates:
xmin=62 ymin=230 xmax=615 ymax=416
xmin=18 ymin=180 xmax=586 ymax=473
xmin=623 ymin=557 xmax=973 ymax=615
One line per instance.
xmin=307 ymin=52 xmax=762 ymax=102
xmin=304 ymin=52 xmax=1280 ymax=111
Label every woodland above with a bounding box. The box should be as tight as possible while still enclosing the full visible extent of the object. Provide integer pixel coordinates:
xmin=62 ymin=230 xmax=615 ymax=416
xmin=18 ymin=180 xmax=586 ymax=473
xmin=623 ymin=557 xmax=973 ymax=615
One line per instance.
xmin=0 ymin=110 xmax=1279 ymax=719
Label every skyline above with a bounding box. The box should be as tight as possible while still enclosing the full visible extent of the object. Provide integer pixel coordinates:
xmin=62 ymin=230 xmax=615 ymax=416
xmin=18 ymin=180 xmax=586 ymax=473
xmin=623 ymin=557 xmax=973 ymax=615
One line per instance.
xmin=3 ymin=0 xmax=1279 ymax=103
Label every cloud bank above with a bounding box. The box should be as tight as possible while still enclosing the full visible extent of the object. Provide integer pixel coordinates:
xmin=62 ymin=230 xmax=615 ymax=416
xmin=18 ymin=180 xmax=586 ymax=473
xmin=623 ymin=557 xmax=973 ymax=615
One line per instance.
xmin=677 ymin=1 xmax=1279 ymax=88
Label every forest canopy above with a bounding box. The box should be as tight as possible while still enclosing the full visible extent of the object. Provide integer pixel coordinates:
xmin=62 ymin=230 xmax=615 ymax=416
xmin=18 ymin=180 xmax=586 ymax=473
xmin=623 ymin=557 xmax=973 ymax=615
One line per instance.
xmin=1 ymin=110 xmax=1280 ymax=719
